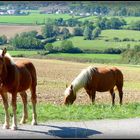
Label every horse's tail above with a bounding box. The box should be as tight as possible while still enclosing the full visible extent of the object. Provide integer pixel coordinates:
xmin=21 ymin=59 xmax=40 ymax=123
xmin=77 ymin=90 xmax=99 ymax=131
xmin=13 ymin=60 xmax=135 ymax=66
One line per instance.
xmin=116 ymin=68 xmax=124 ymax=87
xmin=113 ymin=67 xmax=123 ymax=90
xmin=30 ymin=63 xmax=37 ymax=87
xmin=25 ymin=61 xmax=37 ymax=87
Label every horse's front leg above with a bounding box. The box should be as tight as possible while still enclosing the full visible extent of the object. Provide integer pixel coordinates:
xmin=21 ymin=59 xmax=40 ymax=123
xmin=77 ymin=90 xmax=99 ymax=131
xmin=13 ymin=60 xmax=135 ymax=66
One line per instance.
xmin=86 ymin=89 xmax=96 ymax=104
xmin=1 ymin=92 xmax=10 ymax=129
xmin=11 ymin=92 xmax=18 ymax=130
xmin=90 ymin=90 xmax=96 ymax=104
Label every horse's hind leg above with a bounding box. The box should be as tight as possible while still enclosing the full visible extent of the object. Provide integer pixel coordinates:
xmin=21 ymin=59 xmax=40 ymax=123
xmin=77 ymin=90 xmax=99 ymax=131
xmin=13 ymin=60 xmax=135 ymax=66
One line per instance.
xmin=117 ymin=86 xmax=123 ymax=105
xmin=110 ymin=88 xmax=115 ymax=106
xmin=1 ymin=92 xmax=10 ymax=129
xmin=19 ymin=91 xmax=28 ymax=124
xmin=30 ymin=85 xmax=37 ymax=125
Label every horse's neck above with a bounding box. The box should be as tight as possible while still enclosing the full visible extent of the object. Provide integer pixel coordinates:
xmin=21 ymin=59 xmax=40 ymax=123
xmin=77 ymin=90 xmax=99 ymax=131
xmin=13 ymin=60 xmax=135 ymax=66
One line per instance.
xmin=72 ymin=77 xmax=86 ymax=93
xmin=71 ymin=67 xmax=94 ymax=93
xmin=5 ymin=58 xmax=16 ymax=78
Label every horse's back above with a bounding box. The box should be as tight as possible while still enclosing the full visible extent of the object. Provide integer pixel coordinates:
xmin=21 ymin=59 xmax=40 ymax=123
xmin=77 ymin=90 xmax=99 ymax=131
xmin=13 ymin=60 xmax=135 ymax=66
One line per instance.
xmin=97 ymin=67 xmax=123 ymax=78
xmin=15 ymin=59 xmax=37 ymax=90
xmin=91 ymin=66 xmax=123 ymax=91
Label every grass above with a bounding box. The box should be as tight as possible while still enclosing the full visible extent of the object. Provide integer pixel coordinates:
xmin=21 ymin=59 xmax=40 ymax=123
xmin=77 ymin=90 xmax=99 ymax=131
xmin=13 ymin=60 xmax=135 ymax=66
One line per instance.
xmin=0 ymin=13 xmax=74 ymax=25
xmin=47 ymin=53 xmax=121 ymax=60
xmin=101 ymin=29 xmax=140 ymax=40
xmin=7 ymin=50 xmax=121 ymax=64
xmin=53 ymin=30 xmax=140 ymax=51
xmin=1 ymin=102 xmax=140 ymax=124
xmin=8 ymin=50 xmax=38 ymax=57
xmin=46 ymin=53 xmax=121 ymax=63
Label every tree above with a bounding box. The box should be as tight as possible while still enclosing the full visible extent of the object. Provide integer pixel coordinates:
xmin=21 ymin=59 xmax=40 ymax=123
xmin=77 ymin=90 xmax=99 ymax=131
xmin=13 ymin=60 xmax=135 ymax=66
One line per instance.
xmin=20 ymin=30 xmax=38 ymax=38
xmin=44 ymin=43 xmax=54 ymax=52
xmin=55 ymin=18 xmax=64 ymax=26
xmin=109 ymin=17 xmax=123 ymax=29
xmin=61 ymin=28 xmax=70 ymax=40
xmin=91 ymin=27 xmax=101 ymax=40
xmin=53 ymin=26 xmax=60 ymax=36
xmin=0 ymin=35 xmax=7 ymax=45
xmin=60 ymin=40 xmax=74 ymax=51
xmin=9 ymin=33 xmax=43 ymax=49
xmin=41 ymin=23 xmax=54 ymax=38
xmin=96 ymin=17 xmax=108 ymax=30
xmin=73 ymin=27 xmax=83 ymax=36
xmin=83 ymin=26 xmax=92 ymax=40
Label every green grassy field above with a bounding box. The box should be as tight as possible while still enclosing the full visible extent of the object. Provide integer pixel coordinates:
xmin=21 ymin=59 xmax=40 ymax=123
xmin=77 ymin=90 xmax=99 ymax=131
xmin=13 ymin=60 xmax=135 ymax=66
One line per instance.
xmin=0 ymin=103 xmax=140 ymax=123
xmin=0 ymin=10 xmax=140 ymax=25
xmin=53 ymin=30 xmax=140 ymax=51
xmin=7 ymin=50 xmax=121 ymax=64
xmin=8 ymin=50 xmax=38 ymax=56
xmin=0 ymin=13 xmax=74 ymax=25
xmin=46 ymin=53 xmax=121 ymax=63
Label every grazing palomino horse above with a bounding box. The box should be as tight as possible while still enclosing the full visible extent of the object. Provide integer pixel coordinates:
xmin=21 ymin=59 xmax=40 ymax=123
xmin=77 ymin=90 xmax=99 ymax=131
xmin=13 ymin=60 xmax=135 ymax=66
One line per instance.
xmin=0 ymin=48 xmax=37 ymax=130
xmin=64 ymin=66 xmax=124 ymax=105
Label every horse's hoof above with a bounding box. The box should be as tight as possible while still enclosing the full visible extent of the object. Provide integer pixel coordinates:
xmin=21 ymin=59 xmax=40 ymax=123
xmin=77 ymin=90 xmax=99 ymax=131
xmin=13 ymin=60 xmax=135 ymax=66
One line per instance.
xmin=20 ymin=120 xmax=26 ymax=124
xmin=31 ymin=121 xmax=37 ymax=125
xmin=3 ymin=124 xmax=10 ymax=129
xmin=11 ymin=125 xmax=17 ymax=130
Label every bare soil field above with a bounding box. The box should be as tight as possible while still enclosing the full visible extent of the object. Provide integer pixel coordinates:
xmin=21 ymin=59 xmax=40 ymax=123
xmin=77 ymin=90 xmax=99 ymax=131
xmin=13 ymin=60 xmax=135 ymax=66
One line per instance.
xmin=7 ymin=58 xmax=140 ymax=105
xmin=0 ymin=25 xmax=42 ymax=39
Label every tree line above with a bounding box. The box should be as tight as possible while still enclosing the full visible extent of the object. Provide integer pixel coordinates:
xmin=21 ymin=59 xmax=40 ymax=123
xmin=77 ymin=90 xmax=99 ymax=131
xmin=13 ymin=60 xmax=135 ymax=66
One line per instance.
xmin=0 ymin=15 xmax=140 ymax=56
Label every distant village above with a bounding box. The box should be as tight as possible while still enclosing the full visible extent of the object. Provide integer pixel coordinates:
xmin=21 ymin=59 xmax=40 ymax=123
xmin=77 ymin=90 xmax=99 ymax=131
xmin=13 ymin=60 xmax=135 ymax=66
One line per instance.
xmin=0 ymin=3 xmax=99 ymax=16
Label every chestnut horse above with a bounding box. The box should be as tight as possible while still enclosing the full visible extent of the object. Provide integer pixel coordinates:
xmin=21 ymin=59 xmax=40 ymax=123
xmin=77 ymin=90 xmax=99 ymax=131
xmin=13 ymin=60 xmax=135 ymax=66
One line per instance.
xmin=64 ymin=66 xmax=124 ymax=105
xmin=0 ymin=48 xmax=37 ymax=130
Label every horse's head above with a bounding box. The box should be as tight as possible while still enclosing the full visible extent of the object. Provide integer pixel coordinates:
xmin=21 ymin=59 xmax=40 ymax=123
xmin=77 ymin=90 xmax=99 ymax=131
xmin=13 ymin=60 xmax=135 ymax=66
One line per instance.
xmin=64 ymin=84 xmax=76 ymax=105
xmin=0 ymin=48 xmax=7 ymax=88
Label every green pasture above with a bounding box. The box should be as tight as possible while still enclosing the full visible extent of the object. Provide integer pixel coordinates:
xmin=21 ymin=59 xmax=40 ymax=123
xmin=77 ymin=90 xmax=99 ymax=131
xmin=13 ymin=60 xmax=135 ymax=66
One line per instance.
xmin=106 ymin=16 xmax=140 ymax=25
xmin=8 ymin=50 xmax=38 ymax=56
xmin=0 ymin=103 xmax=140 ymax=123
xmin=0 ymin=13 xmax=73 ymax=25
xmin=7 ymin=50 xmax=121 ymax=64
xmin=46 ymin=53 xmax=121 ymax=63
xmin=47 ymin=53 xmax=120 ymax=60
xmin=101 ymin=29 xmax=140 ymax=40
xmin=53 ymin=30 xmax=140 ymax=51
xmin=119 ymin=16 xmax=140 ymax=24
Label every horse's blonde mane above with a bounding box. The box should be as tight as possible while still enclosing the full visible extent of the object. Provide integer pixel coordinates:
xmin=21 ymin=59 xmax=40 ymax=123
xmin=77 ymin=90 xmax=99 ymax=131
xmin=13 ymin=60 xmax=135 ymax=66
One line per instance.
xmin=64 ymin=66 xmax=95 ymax=96
xmin=0 ymin=49 xmax=15 ymax=64
xmin=72 ymin=66 xmax=94 ymax=92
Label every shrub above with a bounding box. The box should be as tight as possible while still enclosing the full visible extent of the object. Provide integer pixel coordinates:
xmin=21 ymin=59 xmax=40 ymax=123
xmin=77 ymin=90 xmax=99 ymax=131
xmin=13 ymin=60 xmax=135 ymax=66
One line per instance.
xmin=121 ymin=45 xmax=140 ymax=64
xmin=122 ymin=38 xmax=130 ymax=41
xmin=44 ymin=43 xmax=54 ymax=52
xmin=9 ymin=33 xmax=43 ymax=49
xmin=104 ymin=48 xmax=124 ymax=54
xmin=0 ymin=35 xmax=7 ymax=45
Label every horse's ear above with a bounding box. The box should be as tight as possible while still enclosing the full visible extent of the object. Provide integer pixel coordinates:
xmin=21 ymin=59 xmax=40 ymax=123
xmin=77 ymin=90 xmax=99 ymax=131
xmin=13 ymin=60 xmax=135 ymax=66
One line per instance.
xmin=2 ymin=48 xmax=7 ymax=57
